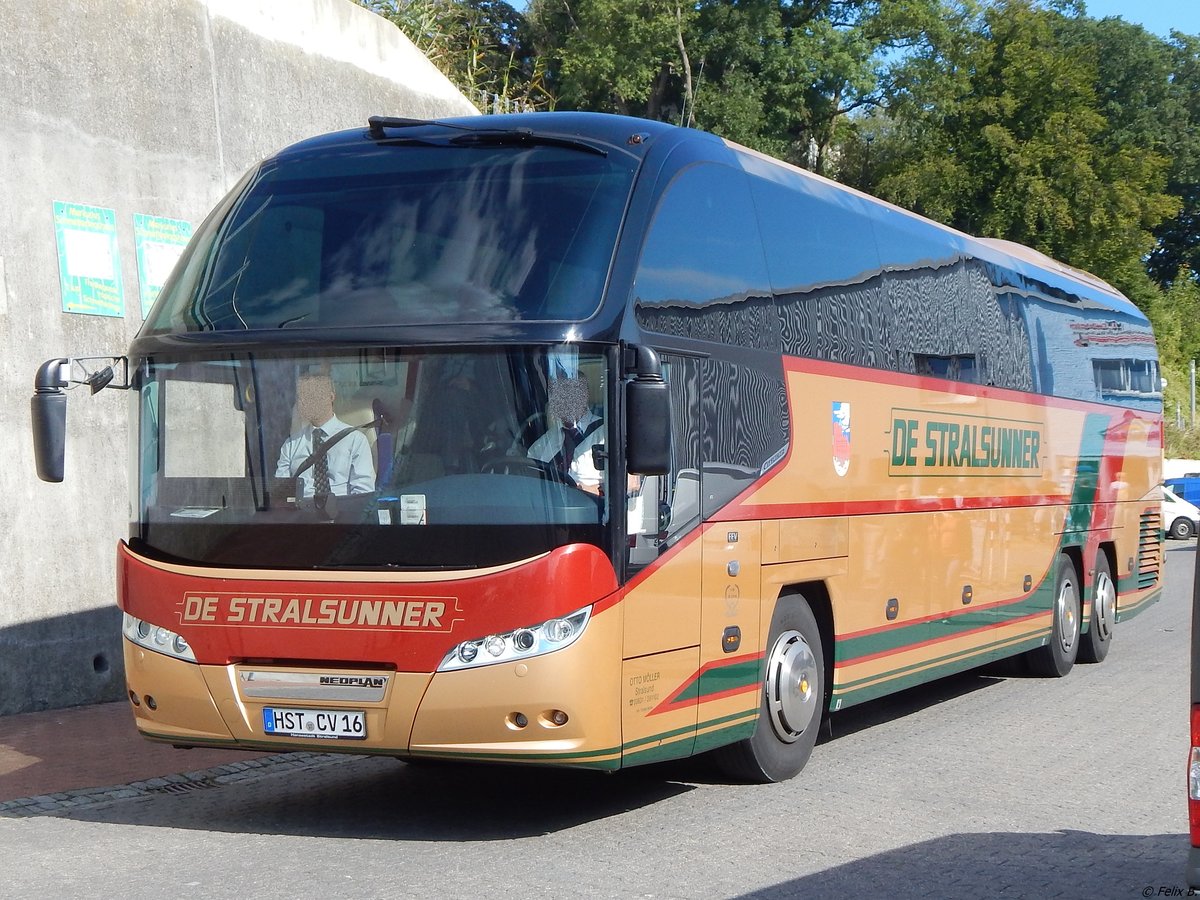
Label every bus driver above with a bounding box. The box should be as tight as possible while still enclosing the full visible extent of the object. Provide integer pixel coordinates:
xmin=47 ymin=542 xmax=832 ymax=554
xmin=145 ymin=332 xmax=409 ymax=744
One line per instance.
xmin=527 ymin=375 xmax=604 ymax=495
xmin=275 ymin=368 xmax=376 ymax=498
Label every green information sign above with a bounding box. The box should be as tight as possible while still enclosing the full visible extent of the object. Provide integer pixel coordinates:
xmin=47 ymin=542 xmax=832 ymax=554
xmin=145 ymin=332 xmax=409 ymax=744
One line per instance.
xmin=133 ymin=214 xmax=193 ymax=318
xmin=53 ymin=201 xmax=123 ymax=317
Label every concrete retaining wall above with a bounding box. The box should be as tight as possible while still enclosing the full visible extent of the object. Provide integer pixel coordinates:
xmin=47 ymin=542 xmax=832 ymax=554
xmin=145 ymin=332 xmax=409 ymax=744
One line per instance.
xmin=0 ymin=0 xmax=476 ymax=715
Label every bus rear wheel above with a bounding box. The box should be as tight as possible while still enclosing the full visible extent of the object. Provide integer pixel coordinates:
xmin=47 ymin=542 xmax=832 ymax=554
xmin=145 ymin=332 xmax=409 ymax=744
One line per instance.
xmin=1078 ymin=553 xmax=1115 ymax=664
xmin=713 ymin=597 xmax=825 ymax=783
xmin=1026 ymin=553 xmax=1080 ymax=677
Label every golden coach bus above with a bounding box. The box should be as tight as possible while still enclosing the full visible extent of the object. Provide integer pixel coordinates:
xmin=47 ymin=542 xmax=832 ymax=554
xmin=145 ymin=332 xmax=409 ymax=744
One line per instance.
xmin=33 ymin=113 xmax=1163 ymax=782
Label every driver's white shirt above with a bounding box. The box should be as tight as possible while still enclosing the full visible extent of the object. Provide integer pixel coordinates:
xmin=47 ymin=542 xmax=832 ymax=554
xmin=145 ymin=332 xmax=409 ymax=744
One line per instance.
xmin=527 ymin=411 xmax=603 ymax=491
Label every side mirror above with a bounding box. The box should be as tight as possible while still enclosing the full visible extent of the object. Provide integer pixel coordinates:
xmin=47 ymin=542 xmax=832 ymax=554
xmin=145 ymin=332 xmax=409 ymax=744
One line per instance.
xmin=625 ymin=346 xmax=669 ymax=476
xmin=29 ymin=356 xmax=129 ymax=483
xmin=31 ymin=358 xmax=69 ymax=483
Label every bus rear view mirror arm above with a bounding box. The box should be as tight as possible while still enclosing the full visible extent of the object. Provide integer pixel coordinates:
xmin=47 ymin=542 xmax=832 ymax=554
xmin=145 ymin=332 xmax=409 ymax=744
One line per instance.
xmin=31 ymin=356 xmax=129 ymax=483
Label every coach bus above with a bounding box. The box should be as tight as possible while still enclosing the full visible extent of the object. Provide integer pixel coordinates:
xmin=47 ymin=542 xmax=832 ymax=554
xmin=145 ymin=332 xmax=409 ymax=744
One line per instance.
xmin=32 ymin=112 xmax=1163 ymax=782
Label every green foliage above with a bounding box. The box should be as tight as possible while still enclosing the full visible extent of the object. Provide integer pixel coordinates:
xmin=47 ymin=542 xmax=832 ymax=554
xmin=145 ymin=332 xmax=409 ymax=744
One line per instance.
xmin=1147 ymin=274 xmax=1200 ymax=454
xmin=361 ymin=0 xmax=1200 ymax=430
xmin=867 ymin=0 xmax=1179 ymax=304
xmin=526 ymin=0 xmax=694 ymax=118
xmin=1148 ymin=33 xmax=1200 ymax=288
xmin=355 ymin=0 xmax=551 ymax=111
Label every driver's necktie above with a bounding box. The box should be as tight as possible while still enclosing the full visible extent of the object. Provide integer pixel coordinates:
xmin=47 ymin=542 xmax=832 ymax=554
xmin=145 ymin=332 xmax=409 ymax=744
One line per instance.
xmin=560 ymin=424 xmax=581 ymax=476
xmin=312 ymin=428 xmax=331 ymax=497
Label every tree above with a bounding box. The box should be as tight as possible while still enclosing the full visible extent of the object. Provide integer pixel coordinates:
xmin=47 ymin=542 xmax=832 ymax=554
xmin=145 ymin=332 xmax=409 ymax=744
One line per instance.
xmin=529 ymin=0 xmax=945 ymax=175
xmin=526 ymin=0 xmax=695 ymax=119
xmin=355 ymin=0 xmax=551 ymax=111
xmin=866 ymin=0 xmax=1178 ymax=305
xmin=1148 ymin=33 xmax=1200 ymax=288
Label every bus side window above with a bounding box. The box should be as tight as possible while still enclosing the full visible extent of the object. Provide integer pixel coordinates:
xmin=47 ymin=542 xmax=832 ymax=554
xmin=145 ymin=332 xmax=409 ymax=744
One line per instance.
xmin=628 ymin=355 xmax=700 ymax=570
xmin=632 ymin=162 xmax=786 ymax=519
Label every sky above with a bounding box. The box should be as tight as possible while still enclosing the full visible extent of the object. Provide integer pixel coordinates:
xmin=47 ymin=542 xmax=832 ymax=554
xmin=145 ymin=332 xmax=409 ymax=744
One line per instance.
xmin=1080 ymin=0 xmax=1200 ymax=37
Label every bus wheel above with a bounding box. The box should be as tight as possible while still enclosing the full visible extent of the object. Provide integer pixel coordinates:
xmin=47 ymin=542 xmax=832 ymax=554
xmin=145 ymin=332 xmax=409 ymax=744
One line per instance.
xmin=1078 ymin=553 xmax=1115 ymax=664
xmin=1026 ymin=554 xmax=1081 ymax=677
xmin=713 ymin=597 xmax=825 ymax=783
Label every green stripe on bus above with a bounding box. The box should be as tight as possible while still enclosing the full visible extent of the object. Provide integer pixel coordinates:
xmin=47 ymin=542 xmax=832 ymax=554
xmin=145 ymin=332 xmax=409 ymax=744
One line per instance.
xmin=140 ymin=729 xmax=626 ymax=767
xmin=832 ymin=631 xmax=1047 ymax=707
xmin=1115 ymin=587 xmax=1161 ymax=623
xmin=668 ymin=657 xmax=762 ymax=705
xmin=621 ymin=709 xmax=758 ymax=767
xmin=692 ymin=714 xmax=757 ymax=754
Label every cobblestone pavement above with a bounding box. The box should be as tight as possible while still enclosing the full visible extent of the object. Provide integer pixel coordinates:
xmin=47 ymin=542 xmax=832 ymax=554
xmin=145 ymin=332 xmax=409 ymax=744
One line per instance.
xmin=0 ymin=543 xmax=1194 ymax=899
xmin=0 ymin=699 xmax=273 ymax=807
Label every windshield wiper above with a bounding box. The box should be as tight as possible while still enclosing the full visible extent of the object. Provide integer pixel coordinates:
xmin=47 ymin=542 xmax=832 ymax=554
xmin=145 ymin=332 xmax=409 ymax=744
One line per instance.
xmin=366 ymin=116 xmax=608 ymax=157
xmin=449 ymin=129 xmax=608 ymax=157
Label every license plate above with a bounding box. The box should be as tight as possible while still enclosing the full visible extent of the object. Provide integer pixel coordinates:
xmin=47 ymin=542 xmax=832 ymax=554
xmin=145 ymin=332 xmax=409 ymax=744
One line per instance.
xmin=262 ymin=707 xmax=366 ymax=740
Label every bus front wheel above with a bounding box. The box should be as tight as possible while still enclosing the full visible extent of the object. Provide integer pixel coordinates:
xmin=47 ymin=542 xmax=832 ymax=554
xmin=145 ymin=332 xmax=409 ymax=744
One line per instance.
xmin=1026 ymin=553 xmax=1081 ymax=677
xmin=1078 ymin=553 xmax=1115 ymax=664
xmin=713 ymin=597 xmax=825 ymax=783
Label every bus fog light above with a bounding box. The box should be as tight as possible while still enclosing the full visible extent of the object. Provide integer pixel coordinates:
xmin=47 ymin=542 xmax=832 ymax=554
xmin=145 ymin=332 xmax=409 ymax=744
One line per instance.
xmin=551 ymin=710 xmax=568 ymax=726
xmin=511 ymin=712 xmax=528 ymax=728
xmin=513 ymin=629 xmax=536 ymax=652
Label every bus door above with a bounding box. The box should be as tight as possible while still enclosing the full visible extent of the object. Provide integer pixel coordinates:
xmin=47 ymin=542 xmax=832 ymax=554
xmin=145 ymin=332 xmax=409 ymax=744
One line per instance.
xmin=620 ymin=354 xmax=703 ymax=765
xmin=698 ymin=521 xmax=762 ymax=752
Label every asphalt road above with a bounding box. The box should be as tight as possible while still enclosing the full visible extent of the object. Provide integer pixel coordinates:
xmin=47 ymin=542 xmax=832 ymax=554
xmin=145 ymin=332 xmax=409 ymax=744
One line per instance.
xmin=2 ymin=543 xmax=1195 ymax=899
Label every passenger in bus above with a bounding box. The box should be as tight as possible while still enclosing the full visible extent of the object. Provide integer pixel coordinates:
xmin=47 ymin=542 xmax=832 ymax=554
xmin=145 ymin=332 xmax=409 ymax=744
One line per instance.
xmin=276 ymin=369 xmax=376 ymax=497
xmin=528 ymin=375 xmax=604 ymax=494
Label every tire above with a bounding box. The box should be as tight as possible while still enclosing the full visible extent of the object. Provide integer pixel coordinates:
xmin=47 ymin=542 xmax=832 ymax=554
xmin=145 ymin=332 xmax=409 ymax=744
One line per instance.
xmin=1025 ymin=553 xmax=1081 ymax=677
xmin=1170 ymin=518 xmax=1195 ymax=540
xmin=1078 ymin=552 xmax=1114 ymax=664
xmin=712 ymin=596 xmax=825 ymax=783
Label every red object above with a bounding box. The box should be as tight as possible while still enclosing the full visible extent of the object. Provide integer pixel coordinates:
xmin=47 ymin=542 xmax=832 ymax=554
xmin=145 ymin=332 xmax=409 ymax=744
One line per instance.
xmin=118 ymin=541 xmax=618 ymax=672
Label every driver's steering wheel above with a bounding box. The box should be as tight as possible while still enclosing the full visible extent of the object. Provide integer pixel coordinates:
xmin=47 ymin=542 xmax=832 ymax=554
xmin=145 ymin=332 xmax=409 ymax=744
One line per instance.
xmin=481 ymin=455 xmax=576 ymax=487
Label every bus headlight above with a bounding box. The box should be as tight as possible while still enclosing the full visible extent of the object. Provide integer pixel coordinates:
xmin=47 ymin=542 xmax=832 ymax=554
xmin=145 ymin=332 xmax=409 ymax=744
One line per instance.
xmin=123 ymin=613 xmax=197 ymax=663
xmin=438 ymin=607 xmax=591 ymax=672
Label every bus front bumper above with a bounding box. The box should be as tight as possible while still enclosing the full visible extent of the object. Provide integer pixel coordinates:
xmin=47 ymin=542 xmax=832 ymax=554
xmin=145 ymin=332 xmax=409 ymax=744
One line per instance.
xmin=121 ymin=611 xmax=623 ymax=769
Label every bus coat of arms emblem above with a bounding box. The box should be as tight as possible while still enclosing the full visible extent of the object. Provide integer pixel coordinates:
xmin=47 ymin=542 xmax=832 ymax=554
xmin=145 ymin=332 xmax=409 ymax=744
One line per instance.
xmin=832 ymin=401 xmax=851 ymax=477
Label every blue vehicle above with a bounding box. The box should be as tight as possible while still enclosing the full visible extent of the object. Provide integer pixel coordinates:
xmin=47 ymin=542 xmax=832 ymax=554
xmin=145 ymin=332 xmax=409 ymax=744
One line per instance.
xmin=1167 ymin=476 xmax=1200 ymax=507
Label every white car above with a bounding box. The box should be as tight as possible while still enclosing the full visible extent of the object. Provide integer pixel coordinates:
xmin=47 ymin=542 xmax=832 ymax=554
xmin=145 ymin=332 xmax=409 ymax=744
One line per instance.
xmin=1164 ymin=485 xmax=1200 ymax=540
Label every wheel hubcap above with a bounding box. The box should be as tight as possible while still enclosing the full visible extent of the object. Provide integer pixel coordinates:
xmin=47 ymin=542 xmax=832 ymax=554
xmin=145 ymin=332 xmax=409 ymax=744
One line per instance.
xmin=1092 ymin=571 xmax=1114 ymax=643
xmin=1057 ymin=575 xmax=1079 ymax=655
xmin=764 ymin=629 xmax=819 ymax=743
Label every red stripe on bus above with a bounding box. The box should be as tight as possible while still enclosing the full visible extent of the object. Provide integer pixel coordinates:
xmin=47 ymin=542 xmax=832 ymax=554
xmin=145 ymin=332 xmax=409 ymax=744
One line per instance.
xmin=713 ymin=493 xmax=1071 ymax=522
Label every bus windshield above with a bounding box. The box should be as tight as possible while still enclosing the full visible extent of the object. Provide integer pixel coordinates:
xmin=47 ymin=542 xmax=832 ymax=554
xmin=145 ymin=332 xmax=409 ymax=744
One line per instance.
xmin=141 ymin=141 xmax=635 ymax=333
xmin=133 ymin=347 xmax=613 ymax=569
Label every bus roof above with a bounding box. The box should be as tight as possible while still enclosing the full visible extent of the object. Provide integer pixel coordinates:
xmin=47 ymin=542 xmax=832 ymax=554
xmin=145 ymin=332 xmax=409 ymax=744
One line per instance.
xmin=280 ymin=111 xmax=1143 ymax=323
